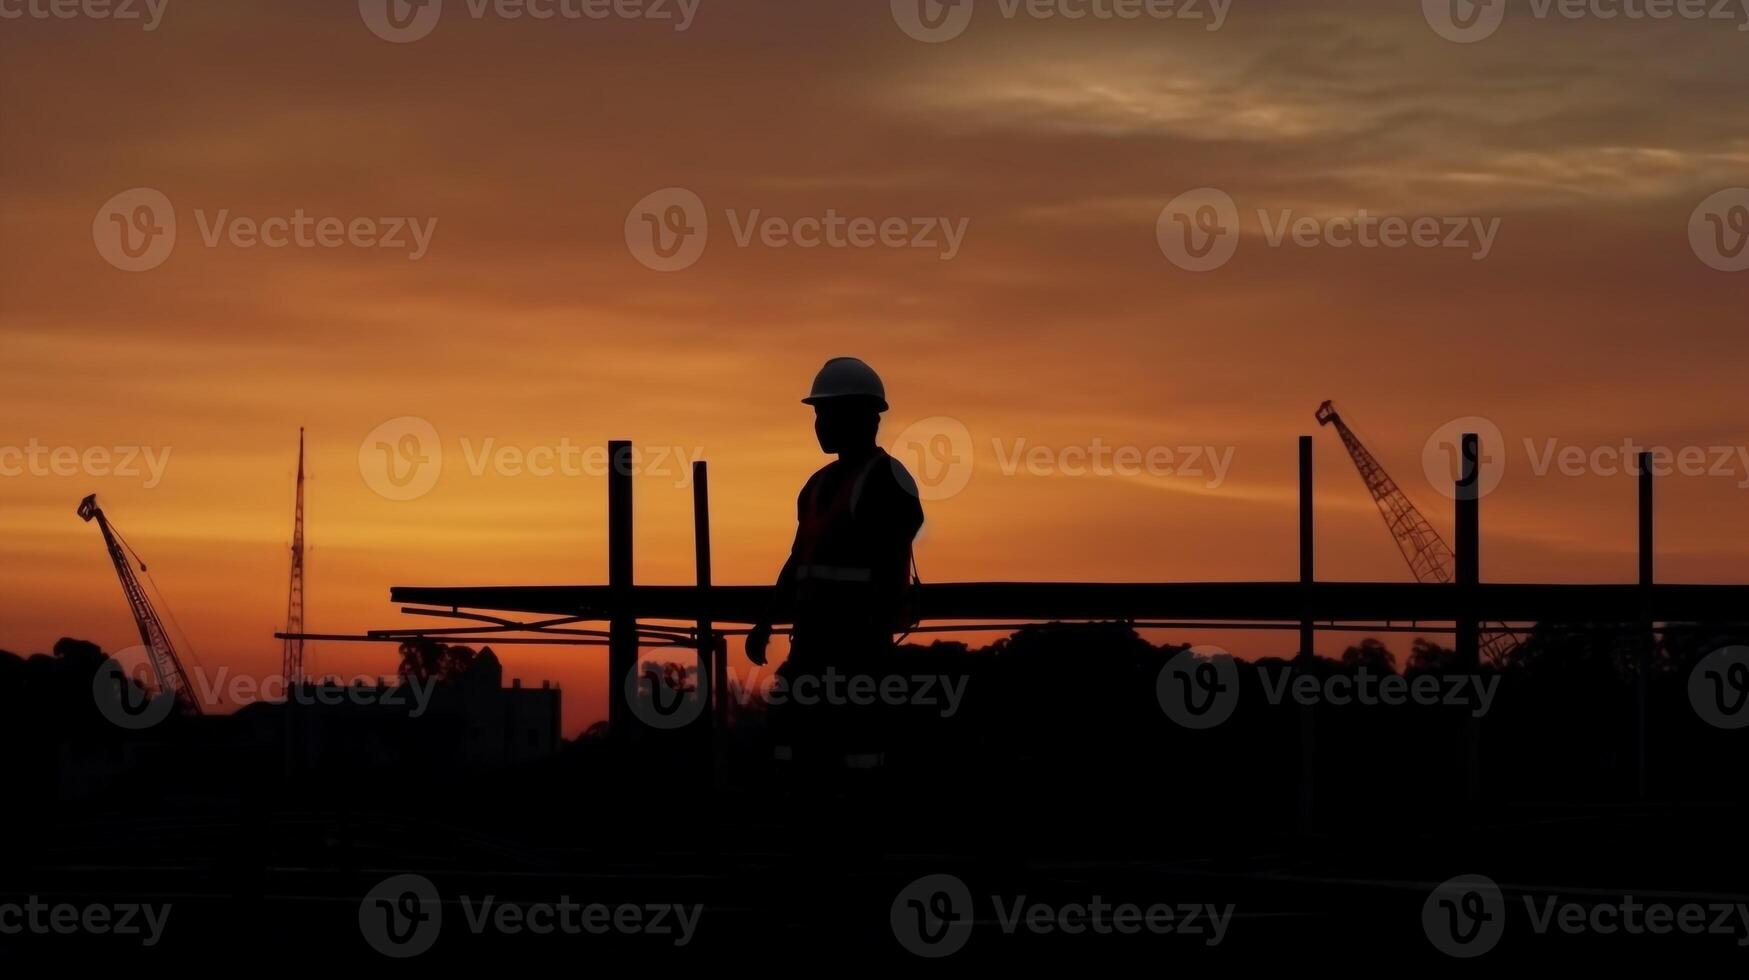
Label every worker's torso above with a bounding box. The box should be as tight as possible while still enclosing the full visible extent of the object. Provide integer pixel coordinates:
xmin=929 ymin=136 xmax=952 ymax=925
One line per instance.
xmin=791 ymin=449 xmax=917 ymax=653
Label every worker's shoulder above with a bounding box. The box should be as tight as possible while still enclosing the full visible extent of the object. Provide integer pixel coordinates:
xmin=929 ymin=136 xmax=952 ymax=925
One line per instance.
xmin=798 ymin=457 xmax=851 ymax=504
xmin=797 ymin=463 xmax=830 ymax=505
xmin=862 ymin=449 xmax=922 ymax=508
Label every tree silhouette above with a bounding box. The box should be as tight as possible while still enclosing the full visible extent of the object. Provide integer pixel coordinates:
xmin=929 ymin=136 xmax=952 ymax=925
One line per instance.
xmin=397 ymin=639 xmax=501 ymax=686
xmin=1341 ymin=637 xmax=1396 ymax=673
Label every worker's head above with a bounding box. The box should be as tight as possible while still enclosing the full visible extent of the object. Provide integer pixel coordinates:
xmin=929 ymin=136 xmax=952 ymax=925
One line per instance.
xmin=802 ymin=357 xmax=887 ymax=455
xmin=812 ymin=396 xmax=884 ymax=455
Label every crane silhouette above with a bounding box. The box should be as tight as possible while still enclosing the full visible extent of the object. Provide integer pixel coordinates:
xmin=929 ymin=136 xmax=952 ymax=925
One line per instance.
xmin=78 ymin=494 xmax=202 ymax=714
xmin=1316 ymin=401 xmax=1523 ymax=666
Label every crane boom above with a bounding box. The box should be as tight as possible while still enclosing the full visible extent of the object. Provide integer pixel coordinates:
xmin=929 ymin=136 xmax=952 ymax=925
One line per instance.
xmin=1315 ymin=402 xmax=1522 ymax=666
xmin=78 ymin=494 xmax=202 ymax=714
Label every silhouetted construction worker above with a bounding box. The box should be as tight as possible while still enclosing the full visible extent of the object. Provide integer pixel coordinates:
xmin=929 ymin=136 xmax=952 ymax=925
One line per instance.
xmin=748 ymin=357 xmax=924 ymax=772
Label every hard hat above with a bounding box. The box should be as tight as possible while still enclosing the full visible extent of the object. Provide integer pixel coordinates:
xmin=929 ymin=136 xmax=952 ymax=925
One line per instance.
xmin=803 ymin=357 xmax=887 ymax=411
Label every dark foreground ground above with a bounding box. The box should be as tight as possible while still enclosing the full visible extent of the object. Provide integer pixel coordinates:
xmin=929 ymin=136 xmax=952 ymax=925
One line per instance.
xmin=6 ymin=627 xmax=1748 ymax=967
xmin=4 ymin=751 xmax=1747 ymax=969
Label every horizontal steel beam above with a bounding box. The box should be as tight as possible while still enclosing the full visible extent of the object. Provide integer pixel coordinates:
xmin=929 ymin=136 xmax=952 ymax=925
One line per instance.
xmin=389 ymin=581 xmax=1749 ymax=626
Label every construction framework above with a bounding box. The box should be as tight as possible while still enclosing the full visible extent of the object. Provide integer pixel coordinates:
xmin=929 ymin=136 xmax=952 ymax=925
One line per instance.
xmin=282 ymin=435 xmax=1749 ymax=756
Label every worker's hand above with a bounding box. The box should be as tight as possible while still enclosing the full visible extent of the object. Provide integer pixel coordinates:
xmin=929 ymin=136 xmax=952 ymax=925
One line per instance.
xmin=746 ymin=622 xmax=772 ymax=667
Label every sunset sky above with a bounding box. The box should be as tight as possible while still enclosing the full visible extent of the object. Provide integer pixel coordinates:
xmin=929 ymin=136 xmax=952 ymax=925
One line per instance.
xmin=3 ymin=1 xmax=1747 ymax=734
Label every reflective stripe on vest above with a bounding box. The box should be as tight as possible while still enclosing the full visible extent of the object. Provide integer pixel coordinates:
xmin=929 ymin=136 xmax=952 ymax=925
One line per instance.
xmin=794 ymin=452 xmax=892 ymax=585
xmin=797 ymin=564 xmax=873 ymax=583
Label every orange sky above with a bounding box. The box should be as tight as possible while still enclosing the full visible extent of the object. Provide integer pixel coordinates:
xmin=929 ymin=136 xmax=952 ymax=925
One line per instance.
xmin=3 ymin=1 xmax=1747 ymax=734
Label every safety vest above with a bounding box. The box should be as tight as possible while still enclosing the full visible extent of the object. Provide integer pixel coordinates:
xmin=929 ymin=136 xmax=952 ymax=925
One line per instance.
xmin=792 ymin=450 xmax=911 ymax=640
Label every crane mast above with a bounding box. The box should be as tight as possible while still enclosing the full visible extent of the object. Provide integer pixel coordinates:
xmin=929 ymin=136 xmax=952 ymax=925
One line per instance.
xmin=1315 ymin=401 xmax=1522 ymax=666
xmin=282 ymin=428 xmax=306 ymax=685
xmin=78 ymin=494 xmax=202 ymax=714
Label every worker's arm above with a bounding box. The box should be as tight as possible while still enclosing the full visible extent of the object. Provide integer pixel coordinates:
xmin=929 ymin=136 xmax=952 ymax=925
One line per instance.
xmin=747 ymin=519 xmax=804 ymax=667
xmin=870 ymin=473 xmax=924 ymax=632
